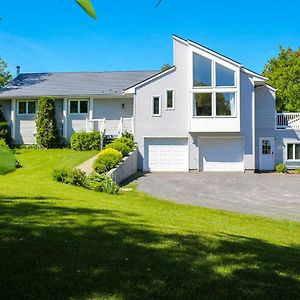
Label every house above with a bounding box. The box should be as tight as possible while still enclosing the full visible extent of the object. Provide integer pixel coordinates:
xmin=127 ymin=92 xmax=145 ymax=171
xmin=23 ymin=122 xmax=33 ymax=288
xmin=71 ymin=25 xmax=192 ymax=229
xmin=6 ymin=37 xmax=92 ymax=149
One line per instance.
xmin=0 ymin=35 xmax=299 ymax=172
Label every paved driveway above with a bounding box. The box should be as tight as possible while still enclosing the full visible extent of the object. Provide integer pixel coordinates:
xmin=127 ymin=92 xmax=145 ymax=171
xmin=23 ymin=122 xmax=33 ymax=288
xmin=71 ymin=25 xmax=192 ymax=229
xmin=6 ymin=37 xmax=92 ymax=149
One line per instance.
xmin=132 ymin=172 xmax=300 ymax=221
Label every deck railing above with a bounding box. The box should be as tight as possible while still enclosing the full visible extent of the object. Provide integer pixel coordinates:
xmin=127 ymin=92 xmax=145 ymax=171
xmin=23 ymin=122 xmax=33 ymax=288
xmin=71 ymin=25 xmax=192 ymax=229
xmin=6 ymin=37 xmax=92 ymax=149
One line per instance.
xmin=276 ymin=112 xmax=300 ymax=129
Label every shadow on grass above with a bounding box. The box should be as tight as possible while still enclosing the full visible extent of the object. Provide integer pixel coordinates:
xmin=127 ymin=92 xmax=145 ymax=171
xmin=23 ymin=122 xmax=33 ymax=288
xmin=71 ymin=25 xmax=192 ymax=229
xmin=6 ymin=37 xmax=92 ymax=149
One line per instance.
xmin=0 ymin=197 xmax=299 ymax=300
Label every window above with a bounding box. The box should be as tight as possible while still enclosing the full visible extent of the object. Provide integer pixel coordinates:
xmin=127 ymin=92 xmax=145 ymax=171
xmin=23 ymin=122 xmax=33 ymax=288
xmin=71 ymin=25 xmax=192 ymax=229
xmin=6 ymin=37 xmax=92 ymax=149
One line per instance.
xmin=216 ymin=63 xmax=235 ymax=86
xmin=287 ymin=143 xmax=300 ymax=160
xmin=216 ymin=92 xmax=236 ymax=116
xmin=193 ymin=53 xmax=212 ymax=87
xmin=69 ymin=100 xmax=89 ymax=114
xmin=166 ymin=90 xmax=174 ymax=109
xmin=152 ymin=96 xmax=161 ymax=116
xmin=17 ymin=100 xmax=36 ymax=115
xmin=262 ymin=140 xmax=271 ymax=155
xmin=193 ymin=93 xmax=212 ymax=116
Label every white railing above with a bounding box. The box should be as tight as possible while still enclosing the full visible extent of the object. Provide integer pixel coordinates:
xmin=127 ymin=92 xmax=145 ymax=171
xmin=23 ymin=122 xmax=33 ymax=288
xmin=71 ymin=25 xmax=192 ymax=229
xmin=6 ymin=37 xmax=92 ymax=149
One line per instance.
xmin=86 ymin=118 xmax=106 ymax=133
xmin=117 ymin=117 xmax=134 ymax=137
xmin=276 ymin=113 xmax=300 ymax=129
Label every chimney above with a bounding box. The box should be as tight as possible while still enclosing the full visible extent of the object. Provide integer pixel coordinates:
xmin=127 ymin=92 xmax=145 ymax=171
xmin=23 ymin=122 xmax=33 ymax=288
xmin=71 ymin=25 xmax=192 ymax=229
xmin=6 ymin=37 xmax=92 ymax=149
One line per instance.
xmin=16 ymin=66 xmax=21 ymax=76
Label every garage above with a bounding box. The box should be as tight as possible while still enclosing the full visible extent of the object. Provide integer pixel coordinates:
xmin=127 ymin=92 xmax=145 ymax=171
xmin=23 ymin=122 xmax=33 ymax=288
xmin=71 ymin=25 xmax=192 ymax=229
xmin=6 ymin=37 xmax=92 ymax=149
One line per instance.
xmin=18 ymin=120 xmax=36 ymax=144
xmin=199 ymin=137 xmax=244 ymax=172
xmin=144 ymin=138 xmax=188 ymax=172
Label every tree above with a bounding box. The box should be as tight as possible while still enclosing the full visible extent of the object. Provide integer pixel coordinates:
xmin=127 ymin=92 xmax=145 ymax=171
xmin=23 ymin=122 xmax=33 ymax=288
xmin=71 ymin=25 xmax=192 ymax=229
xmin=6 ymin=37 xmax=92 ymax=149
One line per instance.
xmin=36 ymin=97 xmax=60 ymax=148
xmin=161 ymin=64 xmax=171 ymax=71
xmin=263 ymin=46 xmax=300 ymax=112
xmin=0 ymin=57 xmax=12 ymax=87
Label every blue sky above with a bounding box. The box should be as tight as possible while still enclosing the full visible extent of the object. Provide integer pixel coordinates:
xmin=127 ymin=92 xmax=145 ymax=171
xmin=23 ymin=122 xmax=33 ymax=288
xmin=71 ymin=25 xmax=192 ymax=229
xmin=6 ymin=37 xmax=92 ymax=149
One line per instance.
xmin=0 ymin=0 xmax=299 ymax=77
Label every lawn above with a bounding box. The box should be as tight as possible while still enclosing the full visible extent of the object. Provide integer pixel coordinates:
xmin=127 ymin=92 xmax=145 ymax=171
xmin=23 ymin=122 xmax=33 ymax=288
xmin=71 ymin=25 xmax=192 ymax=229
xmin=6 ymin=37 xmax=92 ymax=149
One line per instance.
xmin=0 ymin=147 xmax=16 ymax=174
xmin=0 ymin=149 xmax=299 ymax=300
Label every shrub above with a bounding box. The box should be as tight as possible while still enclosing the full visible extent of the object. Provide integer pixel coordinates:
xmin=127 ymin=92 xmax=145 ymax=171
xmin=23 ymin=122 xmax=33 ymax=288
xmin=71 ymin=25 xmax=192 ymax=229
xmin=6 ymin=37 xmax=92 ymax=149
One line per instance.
xmin=0 ymin=148 xmax=16 ymax=175
xmin=36 ymin=97 xmax=61 ymax=148
xmin=0 ymin=138 xmax=9 ymax=149
xmin=275 ymin=163 xmax=287 ymax=173
xmin=52 ymin=168 xmax=87 ymax=187
xmin=122 ymin=131 xmax=134 ymax=141
xmin=70 ymin=131 xmax=101 ymax=151
xmin=0 ymin=104 xmax=10 ymax=145
xmin=295 ymin=168 xmax=300 ymax=174
xmin=106 ymin=141 xmax=131 ymax=156
xmin=116 ymin=137 xmax=134 ymax=150
xmin=93 ymin=148 xmax=123 ymax=173
xmin=87 ymin=173 xmax=119 ymax=194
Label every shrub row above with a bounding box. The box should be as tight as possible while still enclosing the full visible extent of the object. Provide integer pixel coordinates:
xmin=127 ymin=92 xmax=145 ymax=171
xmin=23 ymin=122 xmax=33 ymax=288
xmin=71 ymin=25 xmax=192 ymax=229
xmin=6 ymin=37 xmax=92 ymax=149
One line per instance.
xmin=71 ymin=131 xmax=102 ymax=151
xmin=52 ymin=168 xmax=119 ymax=194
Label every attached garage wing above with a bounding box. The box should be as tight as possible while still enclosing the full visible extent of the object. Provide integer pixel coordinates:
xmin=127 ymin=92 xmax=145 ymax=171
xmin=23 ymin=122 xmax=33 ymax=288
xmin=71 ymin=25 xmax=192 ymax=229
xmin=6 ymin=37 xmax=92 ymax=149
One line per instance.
xmin=144 ymin=138 xmax=189 ymax=172
xmin=199 ymin=137 xmax=244 ymax=172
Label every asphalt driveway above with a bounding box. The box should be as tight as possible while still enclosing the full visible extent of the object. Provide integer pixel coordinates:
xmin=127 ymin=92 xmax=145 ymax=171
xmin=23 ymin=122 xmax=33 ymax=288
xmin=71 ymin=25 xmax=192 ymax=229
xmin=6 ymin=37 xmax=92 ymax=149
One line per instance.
xmin=131 ymin=172 xmax=300 ymax=222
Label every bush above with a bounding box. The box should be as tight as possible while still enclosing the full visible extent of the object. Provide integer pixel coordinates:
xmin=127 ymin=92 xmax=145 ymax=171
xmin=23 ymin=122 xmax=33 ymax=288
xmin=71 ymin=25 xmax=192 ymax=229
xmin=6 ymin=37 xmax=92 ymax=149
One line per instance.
xmin=0 ymin=104 xmax=10 ymax=145
xmin=93 ymin=148 xmax=123 ymax=173
xmin=275 ymin=163 xmax=287 ymax=173
xmin=0 ymin=148 xmax=16 ymax=175
xmin=87 ymin=173 xmax=119 ymax=194
xmin=0 ymin=138 xmax=9 ymax=149
xmin=71 ymin=131 xmax=102 ymax=151
xmin=52 ymin=168 xmax=87 ymax=187
xmin=116 ymin=137 xmax=135 ymax=150
xmin=36 ymin=97 xmax=61 ymax=148
xmin=295 ymin=168 xmax=300 ymax=174
xmin=106 ymin=141 xmax=131 ymax=156
xmin=122 ymin=131 xmax=134 ymax=141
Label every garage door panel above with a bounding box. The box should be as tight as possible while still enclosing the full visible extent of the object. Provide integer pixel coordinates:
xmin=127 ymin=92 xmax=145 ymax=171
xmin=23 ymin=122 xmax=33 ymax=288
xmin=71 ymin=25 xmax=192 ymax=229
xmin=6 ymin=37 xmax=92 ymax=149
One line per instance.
xmin=144 ymin=138 xmax=188 ymax=172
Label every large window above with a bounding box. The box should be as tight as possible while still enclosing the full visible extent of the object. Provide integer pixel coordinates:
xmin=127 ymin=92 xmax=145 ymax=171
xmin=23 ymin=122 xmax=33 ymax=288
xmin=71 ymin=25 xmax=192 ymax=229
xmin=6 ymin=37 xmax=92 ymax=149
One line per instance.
xmin=193 ymin=93 xmax=212 ymax=116
xmin=69 ymin=100 xmax=88 ymax=114
xmin=287 ymin=143 xmax=300 ymax=160
xmin=216 ymin=92 xmax=236 ymax=116
xmin=193 ymin=53 xmax=212 ymax=87
xmin=216 ymin=63 xmax=235 ymax=86
xmin=17 ymin=100 xmax=36 ymax=115
xmin=152 ymin=96 xmax=161 ymax=116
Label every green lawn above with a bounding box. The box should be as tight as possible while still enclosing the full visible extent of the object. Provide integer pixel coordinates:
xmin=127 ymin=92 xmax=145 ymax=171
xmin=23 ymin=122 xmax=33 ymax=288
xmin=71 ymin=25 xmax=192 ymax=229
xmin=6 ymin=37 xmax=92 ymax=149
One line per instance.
xmin=0 ymin=149 xmax=299 ymax=300
xmin=0 ymin=147 xmax=16 ymax=174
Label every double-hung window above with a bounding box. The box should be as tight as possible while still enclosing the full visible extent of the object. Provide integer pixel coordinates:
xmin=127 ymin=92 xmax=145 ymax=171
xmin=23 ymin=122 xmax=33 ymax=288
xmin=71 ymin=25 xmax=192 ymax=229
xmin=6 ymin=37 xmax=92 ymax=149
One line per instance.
xmin=192 ymin=52 xmax=237 ymax=117
xmin=17 ymin=100 xmax=36 ymax=115
xmin=287 ymin=143 xmax=300 ymax=160
xmin=69 ymin=99 xmax=89 ymax=114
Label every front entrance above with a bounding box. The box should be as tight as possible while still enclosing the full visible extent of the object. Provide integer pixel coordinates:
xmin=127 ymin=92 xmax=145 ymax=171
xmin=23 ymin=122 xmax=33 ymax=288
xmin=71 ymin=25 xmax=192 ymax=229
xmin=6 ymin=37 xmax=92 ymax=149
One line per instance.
xmin=259 ymin=137 xmax=275 ymax=171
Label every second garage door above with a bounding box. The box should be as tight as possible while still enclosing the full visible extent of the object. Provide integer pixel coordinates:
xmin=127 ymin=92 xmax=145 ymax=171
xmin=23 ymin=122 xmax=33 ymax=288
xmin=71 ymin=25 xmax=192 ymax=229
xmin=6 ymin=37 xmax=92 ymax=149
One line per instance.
xmin=144 ymin=138 xmax=188 ymax=172
xmin=199 ymin=137 xmax=244 ymax=172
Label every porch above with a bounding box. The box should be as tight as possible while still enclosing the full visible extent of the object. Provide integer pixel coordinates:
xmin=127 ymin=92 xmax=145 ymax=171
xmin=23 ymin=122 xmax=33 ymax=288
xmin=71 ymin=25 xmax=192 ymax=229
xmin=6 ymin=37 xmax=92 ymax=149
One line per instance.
xmin=276 ymin=112 xmax=300 ymax=130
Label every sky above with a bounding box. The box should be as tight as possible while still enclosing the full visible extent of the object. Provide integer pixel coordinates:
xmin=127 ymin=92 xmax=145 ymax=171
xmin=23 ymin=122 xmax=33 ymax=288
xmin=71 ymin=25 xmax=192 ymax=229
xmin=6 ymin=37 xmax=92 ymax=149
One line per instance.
xmin=0 ymin=0 xmax=300 ymax=77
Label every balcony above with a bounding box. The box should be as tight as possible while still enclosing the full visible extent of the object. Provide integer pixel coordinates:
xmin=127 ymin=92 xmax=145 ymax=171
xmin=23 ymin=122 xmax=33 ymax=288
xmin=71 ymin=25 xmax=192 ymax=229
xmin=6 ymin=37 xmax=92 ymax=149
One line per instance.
xmin=276 ymin=113 xmax=300 ymax=130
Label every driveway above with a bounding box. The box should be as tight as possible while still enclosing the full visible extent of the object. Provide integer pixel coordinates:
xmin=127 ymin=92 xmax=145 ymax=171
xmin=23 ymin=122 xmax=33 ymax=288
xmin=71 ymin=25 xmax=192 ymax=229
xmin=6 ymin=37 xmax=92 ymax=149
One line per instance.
xmin=131 ymin=172 xmax=300 ymax=222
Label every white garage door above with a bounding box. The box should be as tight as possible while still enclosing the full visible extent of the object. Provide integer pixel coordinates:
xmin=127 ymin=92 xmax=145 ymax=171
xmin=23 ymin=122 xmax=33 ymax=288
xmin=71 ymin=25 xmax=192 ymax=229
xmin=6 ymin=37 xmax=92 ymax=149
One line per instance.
xmin=199 ymin=138 xmax=244 ymax=172
xmin=20 ymin=120 xmax=36 ymax=144
xmin=144 ymin=138 xmax=188 ymax=172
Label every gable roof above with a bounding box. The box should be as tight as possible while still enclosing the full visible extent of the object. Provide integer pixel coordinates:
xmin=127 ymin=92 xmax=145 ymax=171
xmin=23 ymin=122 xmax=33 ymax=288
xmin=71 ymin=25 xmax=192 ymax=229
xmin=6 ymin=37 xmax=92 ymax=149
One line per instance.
xmin=0 ymin=70 xmax=160 ymax=98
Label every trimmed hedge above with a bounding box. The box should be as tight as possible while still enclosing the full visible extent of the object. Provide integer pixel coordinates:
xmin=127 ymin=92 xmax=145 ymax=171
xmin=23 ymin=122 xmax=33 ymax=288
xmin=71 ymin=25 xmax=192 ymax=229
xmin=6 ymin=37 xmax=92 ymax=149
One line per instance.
xmin=106 ymin=141 xmax=131 ymax=156
xmin=116 ymin=137 xmax=134 ymax=150
xmin=93 ymin=148 xmax=123 ymax=173
xmin=71 ymin=131 xmax=102 ymax=151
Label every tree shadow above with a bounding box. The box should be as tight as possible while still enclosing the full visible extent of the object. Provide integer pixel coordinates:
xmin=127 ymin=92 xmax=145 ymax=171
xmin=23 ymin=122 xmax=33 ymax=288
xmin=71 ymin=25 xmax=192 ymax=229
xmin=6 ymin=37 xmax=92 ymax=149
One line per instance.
xmin=0 ymin=199 xmax=299 ymax=300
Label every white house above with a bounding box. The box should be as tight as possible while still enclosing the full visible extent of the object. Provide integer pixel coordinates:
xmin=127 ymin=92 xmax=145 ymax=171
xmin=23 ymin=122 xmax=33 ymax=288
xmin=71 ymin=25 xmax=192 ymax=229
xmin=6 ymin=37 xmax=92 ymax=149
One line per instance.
xmin=1 ymin=35 xmax=299 ymax=172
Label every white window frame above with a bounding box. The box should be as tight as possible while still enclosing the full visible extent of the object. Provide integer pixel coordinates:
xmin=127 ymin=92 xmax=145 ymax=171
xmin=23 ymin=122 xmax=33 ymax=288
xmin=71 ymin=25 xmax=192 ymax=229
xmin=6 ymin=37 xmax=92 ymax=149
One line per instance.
xmin=17 ymin=100 xmax=37 ymax=115
xmin=152 ymin=96 xmax=161 ymax=116
xmin=286 ymin=142 xmax=300 ymax=161
xmin=166 ymin=90 xmax=175 ymax=110
xmin=68 ymin=99 xmax=89 ymax=115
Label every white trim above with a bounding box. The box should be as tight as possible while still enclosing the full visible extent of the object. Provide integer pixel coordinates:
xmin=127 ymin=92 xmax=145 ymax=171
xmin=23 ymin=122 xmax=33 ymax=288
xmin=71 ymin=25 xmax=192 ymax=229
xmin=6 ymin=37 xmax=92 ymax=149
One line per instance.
xmin=286 ymin=142 xmax=300 ymax=161
xmin=241 ymin=67 xmax=268 ymax=81
xmin=63 ymin=98 xmax=68 ymax=139
xmin=152 ymin=96 xmax=161 ymax=116
xmin=124 ymin=67 xmax=176 ymax=94
xmin=251 ymin=78 xmax=256 ymax=170
xmin=68 ymin=99 xmax=89 ymax=115
xmin=16 ymin=100 xmax=37 ymax=116
xmin=11 ymin=99 xmax=16 ymax=140
xmin=165 ymin=90 xmax=175 ymax=110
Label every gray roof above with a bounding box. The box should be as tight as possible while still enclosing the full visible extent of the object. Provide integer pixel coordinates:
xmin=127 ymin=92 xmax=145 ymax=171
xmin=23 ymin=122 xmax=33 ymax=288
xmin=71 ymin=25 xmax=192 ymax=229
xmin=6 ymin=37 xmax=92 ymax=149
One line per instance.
xmin=0 ymin=70 xmax=160 ymax=98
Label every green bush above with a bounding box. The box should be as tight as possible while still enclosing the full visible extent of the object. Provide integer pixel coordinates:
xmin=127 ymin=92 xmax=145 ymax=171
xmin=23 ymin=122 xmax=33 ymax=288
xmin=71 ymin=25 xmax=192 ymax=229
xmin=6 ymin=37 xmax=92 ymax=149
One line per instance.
xmin=106 ymin=141 xmax=131 ymax=156
xmin=93 ymin=148 xmax=123 ymax=173
xmin=275 ymin=163 xmax=287 ymax=173
xmin=0 ymin=138 xmax=9 ymax=149
xmin=70 ymin=131 xmax=101 ymax=151
xmin=36 ymin=97 xmax=61 ymax=148
xmin=52 ymin=168 xmax=87 ymax=187
xmin=0 ymin=147 xmax=16 ymax=175
xmin=0 ymin=104 xmax=10 ymax=145
xmin=122 ymin=131 xmax=134 ymax=141
xmin=87 ymin=173 xmax=119 ymax=194
xmin=295 ymin=168 xmax=300 ymax=174
xmin=116 ymin=137 xmax=135 ymax=150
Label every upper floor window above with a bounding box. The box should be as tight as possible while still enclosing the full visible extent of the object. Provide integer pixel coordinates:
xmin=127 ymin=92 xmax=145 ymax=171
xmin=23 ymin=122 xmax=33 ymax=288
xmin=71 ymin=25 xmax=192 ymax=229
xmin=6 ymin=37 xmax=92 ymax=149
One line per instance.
xmin=152 ymin=96 xmax=161 ymax=116
xmin=287 ymin=143 xmax=300 ymax=160
xmin=69 ymin=100 xmax=88 ymax=114
xmin=17 ymin=100 xmax=36 ymax=115
xmin=166 ymin=90 xmax=174 ymax=109
xmin=216 ymin=92 xmax=236 ymax=116
xmin=216 ymin=63 xmax=235 ymax=86
xmin=193 ymin=93 xmax=212 ymax=116
xmin=193 ymin=53 xmax=212 ymax=87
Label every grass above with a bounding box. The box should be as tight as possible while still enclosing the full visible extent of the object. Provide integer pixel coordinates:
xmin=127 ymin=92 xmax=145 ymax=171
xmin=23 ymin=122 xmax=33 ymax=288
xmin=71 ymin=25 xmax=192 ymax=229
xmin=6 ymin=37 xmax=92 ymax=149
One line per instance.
xmin=0 ymin=149 xmax=299 ymax=299
xmin=0 ymin=147 xmax=16 ymax=174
